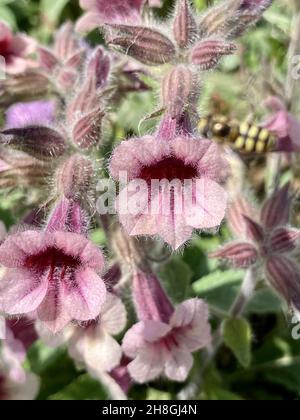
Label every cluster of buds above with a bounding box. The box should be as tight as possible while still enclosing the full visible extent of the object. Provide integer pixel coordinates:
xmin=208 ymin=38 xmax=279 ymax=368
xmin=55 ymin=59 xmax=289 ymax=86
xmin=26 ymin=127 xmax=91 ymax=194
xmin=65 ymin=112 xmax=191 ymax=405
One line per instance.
xmin=211 ymin=184 xmax=300 ymax=311
xmin=106 ymin=0 xmax=272 ymax=119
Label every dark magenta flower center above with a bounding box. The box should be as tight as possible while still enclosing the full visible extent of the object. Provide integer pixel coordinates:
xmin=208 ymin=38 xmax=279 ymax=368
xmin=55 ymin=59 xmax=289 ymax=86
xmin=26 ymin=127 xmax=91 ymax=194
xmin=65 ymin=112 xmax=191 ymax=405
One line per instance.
xmin=0 ymin=37 xmax=12 ymax=61
xmin=138 ymin=157 xmax=198 ymax=183
xmin=25 ymin=247 xmax=81 ymax=278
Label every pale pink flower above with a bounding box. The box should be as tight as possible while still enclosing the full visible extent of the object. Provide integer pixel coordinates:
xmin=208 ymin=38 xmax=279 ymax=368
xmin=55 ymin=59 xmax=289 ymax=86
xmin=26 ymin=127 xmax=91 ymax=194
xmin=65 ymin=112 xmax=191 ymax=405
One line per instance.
xmin=76 ymin=0 xmax=144 ymax=33
xmin=123 ymin=271 xmax=211 ymax=383
xmin=0 ymin=199 xmax=106 ymax=333
xmin=211 ymin=184 xmax=300 ymax=310
xmin=263 ymin=97 xmax=300 ymax=152
xmin=66 ymin=293 xmax=127 ymax=375
xmin=0 ymin=21 xmax=36 ymax=74
xmin=0 ymin=319 xmax=40 ymax=400
xmin=110 ymin=116 xmax=228 ymax=249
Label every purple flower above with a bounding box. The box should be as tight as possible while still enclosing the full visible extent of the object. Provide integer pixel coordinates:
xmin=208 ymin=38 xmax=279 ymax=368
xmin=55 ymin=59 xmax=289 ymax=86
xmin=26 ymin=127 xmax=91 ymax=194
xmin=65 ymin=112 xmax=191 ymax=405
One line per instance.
xmin=5 ymin=100 xmax=55 ymax=129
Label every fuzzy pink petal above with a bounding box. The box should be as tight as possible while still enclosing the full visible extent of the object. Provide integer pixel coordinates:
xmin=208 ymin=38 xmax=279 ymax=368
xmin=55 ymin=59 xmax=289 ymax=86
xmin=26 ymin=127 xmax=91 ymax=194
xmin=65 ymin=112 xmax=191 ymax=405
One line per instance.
xmin=0 ymin=268 xmax=48 ymax=315
xmin=101 ymin=293 xmax=127 ymax=335
xmin=142 ymin=320 xmax=171 ymax=342
xmin=83 ymin=329 xmax=122 ymax=373
xmin=37 ymin=279 xmax=71 ymax=334
xmin=64 ymin=268 xmax=106 ymax=322
xmin=127 ymin=345 xmax=165 ymax=383
xmin=165 ymin=348 xmax=194 ymax=382
xmin=185 ymin=178 xmax=227 ymax=229
xmin=172 ymin=137 xmax=227 ymax=182
xmin=75 ymin=12 xmax=103 ymax=32
xmin=122 ymin=322 xmax=146 ymax=358
xmin=165 ymin=348 xmax=193 ymax=382
xmin=110 ymin=136 xmax=170 ymax=181
xmin=171 ymin=299 xmax=211 ymax=352
xmin=0 ymin=231 xmax=45 ymax=268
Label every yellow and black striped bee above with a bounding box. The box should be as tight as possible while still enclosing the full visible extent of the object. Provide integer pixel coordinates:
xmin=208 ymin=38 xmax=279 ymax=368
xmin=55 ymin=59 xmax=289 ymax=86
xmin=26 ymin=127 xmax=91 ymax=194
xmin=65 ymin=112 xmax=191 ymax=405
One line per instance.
xmin=198 ymin=115 xmax=277 ymax=154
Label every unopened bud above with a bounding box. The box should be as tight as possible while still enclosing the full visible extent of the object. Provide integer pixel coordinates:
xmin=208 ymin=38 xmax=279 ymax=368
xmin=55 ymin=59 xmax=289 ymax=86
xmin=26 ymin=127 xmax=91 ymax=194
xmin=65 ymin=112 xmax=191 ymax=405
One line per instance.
xmin=72 ymin=107 xmax=104 ymax=149
xmin=173 ymin=0 xmax=197 ymax=49
xmin=191 ymin=40 xmax=237 ymax=70
xmin=266 ymin=255 xmax=300 ymax=311
xmin=0 ymin=126 xmax=67 ymax=160
xmin=56 ymin=154 xmax=94 ymax=201
xmin=38 ymin=47 xmax=58 ymax=71
xmin=210 ymin=242 xmax=258 ymax=268
xmin=107 ymin=24 xmax=176 ymax=65
xmin=260 ymin=183 xmax=291 ymax=230
xmin=270 ymin=227 xmax=300 ymax=254
xmin=162 ymin=66 xmax=197 ymax=118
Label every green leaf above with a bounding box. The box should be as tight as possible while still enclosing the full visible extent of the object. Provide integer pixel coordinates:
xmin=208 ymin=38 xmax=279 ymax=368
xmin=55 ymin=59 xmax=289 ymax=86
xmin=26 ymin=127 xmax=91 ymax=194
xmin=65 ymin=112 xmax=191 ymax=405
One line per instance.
xmin=223 ymin=317 xmax=252 ymax=368
xmin=40 ymin=0 xmax=69 ymax=25
xmin=159 ymin=257 xmax=192 ymax=303
xmin=193 ymin=269 xmax=243 ymax=311
xmin=147 ymin=388 xmax=172 ymax=400
xmin=246 ymin=288 xmax=283 ymax=314
xmin=193 ymin=269 xmax=244 ymax=295
xmin=0 ymin=5 xmax=17 ymax=28
xmin=26 ymin=341 xmax=79 ymax=400
xmin=48 ymin=374 xmax=108 ymax=400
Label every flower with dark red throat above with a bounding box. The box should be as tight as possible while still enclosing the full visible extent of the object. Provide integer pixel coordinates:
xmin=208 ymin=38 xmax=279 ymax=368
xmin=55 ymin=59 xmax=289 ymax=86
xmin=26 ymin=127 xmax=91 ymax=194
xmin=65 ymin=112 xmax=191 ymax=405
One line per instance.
xmin=76 ymin=0 xmax=144 ymax=33
xmin=122 ymin=271 xmax=211 ymax=383
xmin=0 ymin=199 xmax=106 ymax=333
xmin=0 ymin=21 xmax=36 ymax=74
xmin=210 ymin=184 xmax=300 ymax=311
xmin=110 ymin=116 xmax=228 ymax=250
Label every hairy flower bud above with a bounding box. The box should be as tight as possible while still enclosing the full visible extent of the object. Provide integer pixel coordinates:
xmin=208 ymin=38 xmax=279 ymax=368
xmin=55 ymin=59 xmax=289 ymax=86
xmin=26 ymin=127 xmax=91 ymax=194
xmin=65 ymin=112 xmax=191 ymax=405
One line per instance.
xmin=243 ymin=216 xmax=264 ymax=243
xmin=38 ymin=47 xmax=59 ymax=71
xmin=270 ymin=227 xmax=300 ymax=254
xmin=72 ymin=107 xmax=104 ymax=149
xmin=162 ymin=66 xmax=197 ymax=119
xmin=191 ymin=39 xmax=237 ymax=70
xmin=0 ymin=71 xmax=50 ymax=107
xmin=0 ymin=126 xmax=67 ymax=160
xmin=173 ymin=0 xmax=197 ymax=49
xmin=55 ymin=154 xmax=94 ymax=201
xmin=210 ymin=242 xmax=258 ymax=268
xmin=107 ymin=24 xmax=176 ymax=65
xmin=266 ymin=255 xmax=300 ymax=311
xmin=260 ymin=183 xmax=291 ymax=230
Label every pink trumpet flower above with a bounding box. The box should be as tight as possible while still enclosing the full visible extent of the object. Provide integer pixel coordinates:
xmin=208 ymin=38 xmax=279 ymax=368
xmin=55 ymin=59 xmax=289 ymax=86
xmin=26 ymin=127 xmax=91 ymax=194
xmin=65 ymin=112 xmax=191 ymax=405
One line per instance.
xmin=110 ymin=115 xmax=228 ymax=249
xmin=123 ymin=271 xmax=211 ymax=383
xmin=0 ymin=199 xmax=106 ymax=333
